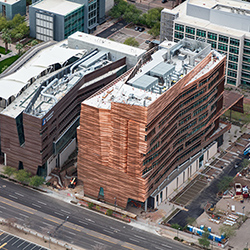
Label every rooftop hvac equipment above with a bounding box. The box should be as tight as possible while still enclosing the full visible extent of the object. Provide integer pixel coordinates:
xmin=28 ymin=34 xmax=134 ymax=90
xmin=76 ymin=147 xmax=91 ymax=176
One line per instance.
xmin=79 ymin=51 xmax=108 ymax=68
xmin=131 ymin=75 xmax=158 ymax=91
xmin=149 ymin=62 xmax=175 ymax=79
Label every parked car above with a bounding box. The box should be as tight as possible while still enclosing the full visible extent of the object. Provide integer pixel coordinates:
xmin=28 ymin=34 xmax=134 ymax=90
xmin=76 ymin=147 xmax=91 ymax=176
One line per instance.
xmin=139 ymin=27 xmax=145 ymax=32
xmin=145 ymin=40 xmax=151 ymax=44
xmin=162 ymin=0 xmax=168 ymax=3
xmin=135 ymin=26 xmax=139 ymax=31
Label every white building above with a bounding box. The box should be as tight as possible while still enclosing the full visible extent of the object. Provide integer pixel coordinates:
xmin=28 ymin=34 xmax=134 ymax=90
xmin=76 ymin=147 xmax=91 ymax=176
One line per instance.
xmin=160 ymin=0 xmax=250 ymax=87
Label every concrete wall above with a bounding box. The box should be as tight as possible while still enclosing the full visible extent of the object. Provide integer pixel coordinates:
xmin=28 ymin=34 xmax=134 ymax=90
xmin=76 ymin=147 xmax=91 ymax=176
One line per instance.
xmin=105 ymin=0 xmax=114 ymax=13
xmin=59 ymin=138 xmax=76 ymax=167
xmin=47 ymin=154 xmax=57 ymax=175
xmin=186 ymin=3 xmax=210 ymax=21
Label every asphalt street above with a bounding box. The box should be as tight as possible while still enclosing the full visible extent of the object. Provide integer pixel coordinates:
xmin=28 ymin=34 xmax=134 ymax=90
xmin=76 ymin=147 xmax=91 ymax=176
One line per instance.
xmin=0 ymin=230 xmax=48 ymax=250
xmin=169 ymin=155 xmax=244 ymax=227
xmin=0 ymin=178 xmax=192 ymax=250
xmin=96 ymin=19 xmax=127 ymax=38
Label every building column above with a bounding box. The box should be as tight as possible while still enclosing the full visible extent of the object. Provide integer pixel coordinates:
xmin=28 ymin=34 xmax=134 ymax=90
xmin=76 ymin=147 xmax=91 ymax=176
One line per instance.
xmin=4 ymin=153 xmax=6 ymax=166
xmin=145 ymin=199 xmax=147 ymax=212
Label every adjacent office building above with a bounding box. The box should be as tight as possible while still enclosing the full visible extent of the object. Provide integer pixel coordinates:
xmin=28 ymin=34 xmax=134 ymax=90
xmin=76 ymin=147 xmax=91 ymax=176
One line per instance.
xmin=77 ymin=38 xmax=243 ymax=209
xmin=29 ymin=0 xmax=105 ymax=42
xmin=0 ymin=0 xmax=26 ymax=19
xmin=0 ymin=32 xmax=145 ymax=177
xmin=160 ymin=0 xmax=250 ymax=87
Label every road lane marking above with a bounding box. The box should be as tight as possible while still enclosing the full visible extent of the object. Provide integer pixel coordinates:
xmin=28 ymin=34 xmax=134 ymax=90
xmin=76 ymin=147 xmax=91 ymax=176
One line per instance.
xmin=161 ymin=244 xmax=172 ymax=248
xmin=9 ymin=195 xmax=18 ymax=199
xmin=17 ymin=241 xmax=25 ymax=248
xmin=19 ymin=213 xmax=29 ymax=218
xmin=60 ymin=209 xmax=70 ymax=214
xmin=0 ymin=206 xmax=6 ymax=210
xmin=155 ymin=247 xmax=164 ymax=250
xmin=0 ymin=233 xmax=3 ymax=236
xmin=85 ymin=218 xmax=95 ymax=223
xmin=42 ymin=222 xmax=53 ymax=227
xmin=86 ymin=233 xmax=115 ymax=244
xmin=67 ymin=232 xmax=76 ymax=236
xmin=64 ymin=225 xmax=81 ymax=232
xmin=43 ymin=217 xmax=59 ymax=224
xmin=134 ymin=235 xmax=145 ymax=240
xmin=1 ymin=235 xmax=9 ymax=241
xmin=23 ymin=243 xmax=31 ymax=250
xmin=15 ymin=193 xmax=24 ymax=197
xmin=37 ymin=201 xmax=46 ymax=205
xmin=78 ymin=220 xmax=88 ymax=225
xmin=123 ymin=246 xmax=135 ymax=250
xmin=94 ymin=241 xmax=104 ymax=245
xmin=129 ymin=238 xmax=139 ymax=243
xmin=110 ymin=227 xmax=120 ymax=232
xmin=32 ymin=204 xmax=41 ymax=208
xmin=0 ymin=243 xmax=7 ymax=249
xmin=15 ymin=217 xmax=24 ymax=221
xmin=12 ymin=239 xmax=20 ymax=245
xmin=54 ymin=212 xmax=64 ymax=216
xmin=0 ymin=200 xmax=34 ymax=214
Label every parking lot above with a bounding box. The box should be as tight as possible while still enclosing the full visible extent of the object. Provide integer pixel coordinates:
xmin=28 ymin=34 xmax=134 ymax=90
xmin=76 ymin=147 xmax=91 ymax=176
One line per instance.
xmin=0 ymin=230 xmax=48 ymax=250
xmin=108 ymin=25 xmax=154 ymax=50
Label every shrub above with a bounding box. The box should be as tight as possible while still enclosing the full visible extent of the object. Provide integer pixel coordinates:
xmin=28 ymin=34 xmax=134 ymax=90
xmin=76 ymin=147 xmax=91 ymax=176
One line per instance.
xmin=3 ymin=166 xmax=17 ymax=177
xmin=95 ymin=205 xmax=100 ymax=211
xmin=88 ymin=202 xmax=94 ymax=209
xmin=106 ymin=209 xmax=113 ymax=216
xmin=171 ymin=223 xmax=182 ymax=230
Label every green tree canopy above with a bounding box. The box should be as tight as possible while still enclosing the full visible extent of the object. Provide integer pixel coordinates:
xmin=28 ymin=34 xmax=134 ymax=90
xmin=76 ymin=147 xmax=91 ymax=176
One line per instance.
xmin=29 ymin=175 xmax=44 ymax=187
xmin=15 ymin=42 xmax=23 ymax=55
xmin=140 ymin=8 xmax=162 ymax=28
xmin=3 ymin=166 xmax=17 ymax=177
xmin=15 ymin=169 xmax=31 ymax=184
xmin=124 ymin=37 xmax=139 ymax=47
xmin=2 ymin=28 xmax=11 ymax=53
xmin=31 ymin=40 xmax=38 ymax=46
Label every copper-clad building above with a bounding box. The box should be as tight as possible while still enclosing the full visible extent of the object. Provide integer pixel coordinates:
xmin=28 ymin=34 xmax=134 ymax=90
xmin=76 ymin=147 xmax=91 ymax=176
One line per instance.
xmin=78 ymin=38 xmax=242 ymax=209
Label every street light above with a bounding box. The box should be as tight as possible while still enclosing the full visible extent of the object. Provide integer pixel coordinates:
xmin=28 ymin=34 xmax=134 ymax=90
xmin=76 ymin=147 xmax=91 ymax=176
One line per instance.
xmin=177 ymin=227 xmax=180 ymax=238
xmin=242 ymin=206 xmax=245 ymax=224
xmin=114 ymin=197 xmax=117 ymax=212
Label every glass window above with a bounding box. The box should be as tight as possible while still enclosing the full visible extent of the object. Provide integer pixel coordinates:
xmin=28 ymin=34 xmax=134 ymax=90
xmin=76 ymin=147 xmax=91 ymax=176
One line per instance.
xmin=244 ymin=48 xmax=250 ymax=55
xmin=227 ymin=77 xmax=236 ymax=85
xmin=175 ymin=23 xmax=184 ymax=32
xmin=229 ymin=46 xmax=239 ymax=54
xmin=230 ymin=38 xmax=240 ymax=47
xmin=241 ymin=79 xmax=250 ymax=86
xmin=243 ymin=55 xmax=250 ymax=63
xmin=228 ymin=62 xmax=238 ymax=70
xmin=229 ymin=54 xmax=238 ymax=62
xmin=186 ymin=26 xmax=195 ymax=35
xmin=227 ymin=70 xmax=237 ymax=78
xmin=242 ymin=71 xmax=250 ymax=79
xmin=174 ymin=31 xmax=184 ymax=39
xmin=219 ymin=35 xmax=228 ymax=43
xmin=244 ymin=39 xmax=250 ymax=47
xmin=196 ymin=29 xmax=206 ymax=37
xmin=207 ymin=40 xmax=217 ymax=48
xmin=218 ymin=43 xmax=228 ymax=51
xmin=242 ymin=63 xmax=250 ymax=71
xmin=16 ymin=113 xmax=25 ymax=146
xmin=208 ymin=32 xmax=217 ymax=41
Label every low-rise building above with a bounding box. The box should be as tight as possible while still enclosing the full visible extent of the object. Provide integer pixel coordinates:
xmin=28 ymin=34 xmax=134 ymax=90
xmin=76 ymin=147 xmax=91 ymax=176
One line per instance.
xmin=29 ymin=0 xmax=105 ymax=42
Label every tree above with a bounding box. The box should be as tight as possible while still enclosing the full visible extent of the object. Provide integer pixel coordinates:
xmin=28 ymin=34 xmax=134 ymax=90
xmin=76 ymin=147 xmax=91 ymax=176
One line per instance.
xmin=198 ymin=228 xmax=210 ymax=249
xmin=1 ymin=65 xmax=8 ymax=73
xmin=217 ymin=176 xmax=233 ymax=192
xmin=148 ymin=22 xmax=161 ymax=38
xmin=124 ymin=37 xmax=139 ymax=47
xmin=0 ymin=16 xmax=7 ymax=31
xmin=2 ymin=28 xmax=11 ymax=53
xmin=15 ymin=33 xmax=22 ymax=42
xmin=14 ymin=169 xmax=31 ymax=184
xmin=29 ymin=175 xmax=44 ymax=187
xmin=15 ymin=42 xmax=23 ymax=55
xmin=3 ymin=166 xmax=17 ymax=177
xmin=219 ymin=225 xmax=236 ymax=238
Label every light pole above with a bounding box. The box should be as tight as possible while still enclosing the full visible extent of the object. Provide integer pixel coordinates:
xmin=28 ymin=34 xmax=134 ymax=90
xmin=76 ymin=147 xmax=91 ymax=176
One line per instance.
xmin=242 ymin=206 xmax=245 ymax=224
xmin=177 ymin=227 xmax=180 ymax=238
xmin=114 ymin=197 xmax=117 ymax=212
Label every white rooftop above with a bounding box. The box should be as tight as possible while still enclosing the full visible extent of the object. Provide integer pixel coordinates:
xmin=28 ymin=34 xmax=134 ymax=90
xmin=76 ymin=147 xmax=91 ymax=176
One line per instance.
xmin=85 ymin=39 xmax=221 ymax=110
xmin=0 ymin=0 xmax=21 ymax=5
xmin=163 ymin=0 xmax=250 ymax=38
xmin=68 ymin=32 xmax=145 ymax=58
xmin=0 ymin=41 xmax=86 ymax=101
xmin=32 ymin=0 xmax=83 ymax=16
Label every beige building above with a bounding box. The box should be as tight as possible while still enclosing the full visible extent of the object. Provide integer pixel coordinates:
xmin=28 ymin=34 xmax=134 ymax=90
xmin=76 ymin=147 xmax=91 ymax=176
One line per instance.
xmin=160 ymin=0 xmax=250 ymax=87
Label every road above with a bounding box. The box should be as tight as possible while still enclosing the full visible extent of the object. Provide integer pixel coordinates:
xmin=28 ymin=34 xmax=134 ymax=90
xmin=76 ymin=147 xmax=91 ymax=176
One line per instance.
xmin=0 ymin=178 xmax=192 ymax=250
xmin=96 ymin=19 xmax=127 ymax=38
